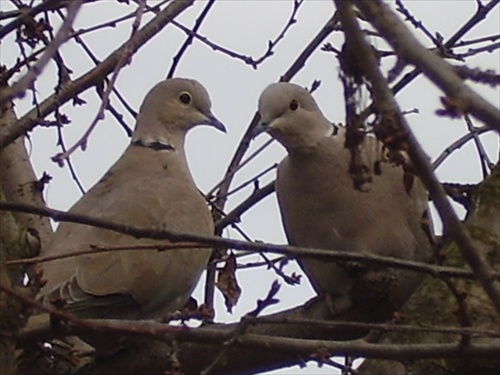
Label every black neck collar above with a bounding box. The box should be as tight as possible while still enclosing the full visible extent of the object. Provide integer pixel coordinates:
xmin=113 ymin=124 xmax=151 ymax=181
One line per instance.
xmin=131 ymin=139 xmax=175 ymax=151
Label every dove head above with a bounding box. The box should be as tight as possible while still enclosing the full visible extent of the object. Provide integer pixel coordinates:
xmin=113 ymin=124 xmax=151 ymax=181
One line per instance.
xmin=133 ymin=78 xmax=225 ymax=147
xmin=257 ymin=83 xmax=333 ymax=152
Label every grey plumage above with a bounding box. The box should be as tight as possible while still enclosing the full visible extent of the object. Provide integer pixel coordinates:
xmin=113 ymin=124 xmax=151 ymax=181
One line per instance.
xmin=257 ymin=82 xmax=432 ymax=323
xmin=41 ymin=78 xmax=225 ymax=320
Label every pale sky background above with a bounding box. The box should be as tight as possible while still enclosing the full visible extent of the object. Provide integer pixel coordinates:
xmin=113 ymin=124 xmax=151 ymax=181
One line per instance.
xmin=1 ymin=1 xmax=499 ymax=374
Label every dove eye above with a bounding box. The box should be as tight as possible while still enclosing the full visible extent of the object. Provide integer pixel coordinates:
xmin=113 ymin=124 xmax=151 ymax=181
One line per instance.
xmin=289 ymin=99 xmax=299 ymax=111
xmin=179 ymin=92 xmax=191 ymax=105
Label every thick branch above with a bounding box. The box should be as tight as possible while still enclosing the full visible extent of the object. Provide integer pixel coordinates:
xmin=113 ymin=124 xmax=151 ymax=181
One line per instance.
xmin=11 ymin=283 xmax=498 ymax=375
xmin=0 ymin=97 xmax=52 ymax=252
xmin=0 ymin=0 xmax=194 ymax=149
xmin=358 ymin=164 xmax=500 ymax=375
xmin=0 ymin=0 xmax=84 ymax=106
xmin=339 ymin=0 xmax=500 ymax=313
xmin=353 ymin=0 xmax=500 ymax=132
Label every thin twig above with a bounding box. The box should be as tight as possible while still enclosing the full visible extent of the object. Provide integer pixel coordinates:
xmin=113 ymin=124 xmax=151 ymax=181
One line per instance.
xmin=0 ymin=0 xmax=194 ymax=149
xmin=0 ymin=0 xmax=82 ymax=39
xmin=217 ymin=163 xmax=277 ymax=201
xmin=454 ymin=33 xmax=500 ymax=48
xmin=5 ymin=242 xmax=211 ymax=266
xmin=343 ymin=0 xmax=500 ymax=313
xmin=456 ymin=41 xmax=500 ymax=58
xmin=355 ymin=0 xmax=500 ymax=132
xmin=54 ymin=8 xmax=135 ymax=136
xmin=464 ymin=114 xmax=494 ymax=178
xmin=395 ymin=0 xmax=442 ymax=47
xmin=170 ymin=0 xmax=304 ymax=70
xmin=0 ymin=0 xmax=84 ymax=106
xmin=51 ymin=0 xmax=147 ymax=164
xmin=207 ymin=138 xmax=274 ymax=199
xmin=445 ymin=0 xmax=500 ymax=48
xmin=1 ymin=201 xmax=497 ymax=281
xmin=215 ymin=181 xmax=275 ymax=232
xmin=54 ymin=111 xmax=86 ymax=194
xmin=167 ymin=0 xmax=216 ymax=78
xmin=432 ymin=126 xmax=491 ymax=170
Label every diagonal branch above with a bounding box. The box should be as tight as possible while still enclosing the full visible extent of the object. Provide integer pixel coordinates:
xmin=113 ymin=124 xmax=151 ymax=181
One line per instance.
xmin=0 ymin=0 xmax=194 ymax=150
xmin=167 ymin=0 xmax=216 ymax=78
xmin=0 ymin=0 xmax=84 ymax=106
xmin=212 ymin=13 xmax=338 ymax=215
xmin=338 ymin=0 xmax=500 ymax=313
xmin=353 ymin=0 xmax=500 ymax=132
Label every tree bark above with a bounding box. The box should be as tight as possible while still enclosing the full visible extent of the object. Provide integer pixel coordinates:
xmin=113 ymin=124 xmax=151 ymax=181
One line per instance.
xmin=358 ymin=164 xmax=500 ymax=375
xmin=0 ymin=93 xmax=52 ymax=253
xmin=0 ymin=192 xmax=39 ymax=375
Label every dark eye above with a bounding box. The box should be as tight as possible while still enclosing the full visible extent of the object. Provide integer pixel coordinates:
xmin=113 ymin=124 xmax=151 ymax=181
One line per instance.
xmin=289 ymin=99 xmax=299 ymax=111
xmin=179 ymin=92 xmax=191 ymax=104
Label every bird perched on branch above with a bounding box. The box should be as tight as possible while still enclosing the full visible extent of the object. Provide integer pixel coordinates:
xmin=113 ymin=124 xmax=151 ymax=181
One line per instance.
xmin=256 ymin=82 xmax=432 ymax=324
xmin=40 ymin=78 xmax=226 ymax=320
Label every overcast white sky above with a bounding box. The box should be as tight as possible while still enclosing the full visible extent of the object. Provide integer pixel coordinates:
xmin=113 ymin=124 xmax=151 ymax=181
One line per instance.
xmin=1 ymin=1 xmax=499 ymax=373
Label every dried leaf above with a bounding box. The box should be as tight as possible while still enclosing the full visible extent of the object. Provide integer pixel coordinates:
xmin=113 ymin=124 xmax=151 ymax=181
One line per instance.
xmin=216 ymin=252 xmax=241 ymax=313
xmin=310 ymin=347 xmax=331 ymax=364
xmin=436 ymin=96 xmax=465 ymax=118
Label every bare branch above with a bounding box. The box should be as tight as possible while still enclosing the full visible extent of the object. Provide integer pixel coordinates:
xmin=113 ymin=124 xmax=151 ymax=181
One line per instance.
xmin=353 ymin=0 xmax=500 ymax=132
xmin=5 ymin=242 xmax=211 ymax=266
xmin=14 ymin=308 xmax=499 ymax=362
xmin=167 ymin=0 xmax=216 ymax=78
xmin=432 ymin=126 xmax=491 ymax=170
xmin=464 ymin=114 xmax=495 ymax=178
xmin=339 ymin=0 xmax=500 ymax=313
xmin=0 ymin=0 xmax=195 ymax=150
xmin=1 ymin=201 xmax=496 ymax=281
xmin=52 ymin=0 xmax=147 ymax=164
xmin=445 ymin=0 xmax=500 ymax=48
xmin=215 ymin=181 xmax=275 ymax=232
xmin=0 ymin=0 xmax=90 ymax=40
xmin=0 ymin=0 xmax=84 ymax=106
xmin=395 ymin=0 xmax=442 ymax=47
xmin=212 ymin=14 xmax=338 ymax=216
xmin=170 ymin=0 xmax=304 ymax=70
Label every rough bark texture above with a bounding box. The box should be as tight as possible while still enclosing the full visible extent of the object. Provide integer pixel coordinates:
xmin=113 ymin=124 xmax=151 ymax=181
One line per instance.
xmin=0 ymin=97 xmax=53 ymax=252
xmin=358 ymin=164 xmax=500 ymax=375
xmin=0 ymin=192 xmax=38 ymax=375
xmin=7 ymin=170 xmax=500 ymax=375
xmin=7 ymin=166 xmax=500 ymax=375
xmin=67 ymin=165 xmax=499 ymax=375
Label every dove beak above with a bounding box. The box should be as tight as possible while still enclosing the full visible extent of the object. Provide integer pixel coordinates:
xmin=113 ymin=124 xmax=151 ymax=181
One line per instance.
xmin=252 ymin=117 xmax=271 ymax=139
xmin=205 ymin=112 xmax=227 ymax=133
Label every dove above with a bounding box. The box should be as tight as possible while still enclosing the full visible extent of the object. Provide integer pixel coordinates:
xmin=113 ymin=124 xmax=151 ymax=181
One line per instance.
xmin=40 ymin=78 xmax=225 ymax=320
xmin=257 ymin=82 xmax=432 ymax=323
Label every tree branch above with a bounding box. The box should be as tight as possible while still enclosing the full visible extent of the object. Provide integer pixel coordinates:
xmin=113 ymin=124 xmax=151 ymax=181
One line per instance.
xmin=0 ymin=0 xmax=85 ymax=106
xmin=0 ymin=0 xmax=194 ymax=149
xmin=339 ymin=0 xmax=500 ymax=313
xmin=353 ymin=0 xmax=500 ymax=132
xmin=0 ymin=201 xmax=496 ymax=281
